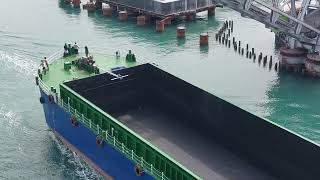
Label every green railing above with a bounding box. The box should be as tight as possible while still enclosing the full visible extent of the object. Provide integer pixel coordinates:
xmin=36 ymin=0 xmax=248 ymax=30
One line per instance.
xmin=38 ymin=78 xmax=170 ymax=180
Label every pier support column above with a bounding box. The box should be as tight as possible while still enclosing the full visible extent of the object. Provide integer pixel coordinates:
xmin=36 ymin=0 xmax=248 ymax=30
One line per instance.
xmin=176 ymin=26 xmax=186 ymax=38
xmin=119 ymin=11 xmax=128 ymax=21
xmin=102 ymin=6 xmax=113 ymax=16
xmin=72 ymin=0 xmax=81 ymax=7
xmin=86 ymin=3 xmax=96 ymax=12
xmin=137 ymin=16 xmax=146 ymax=26
xmin=305 ymin=52 xmax=320 ymax=77
xmin=156 ymin=21 xmax=165 ymax=32
xmin=163 ymin=17 xmax=172 ymax=25
xmin=64 ymin=0 xmax=72 ymax=4
xmin=200 ymin=33 xmax=209 ymax=45
xmin=186 ymin=14 xmax=195 ymax=21
xmin=280 ymin=47 xmax=307 ymax=73
xmin=208 ymin=6 xmax=216 ymax=16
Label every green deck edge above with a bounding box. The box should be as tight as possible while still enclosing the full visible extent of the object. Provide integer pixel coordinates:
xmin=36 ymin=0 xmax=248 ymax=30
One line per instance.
xmin=60 ymin=83 xmax=202 ymax=180
xmin=41 ymin=53 xmax=137 ymax=92
xmin=40 ymin=51 xmax=201 ymax=179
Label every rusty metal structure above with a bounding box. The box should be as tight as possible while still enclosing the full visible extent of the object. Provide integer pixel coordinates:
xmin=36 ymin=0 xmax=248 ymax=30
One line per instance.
xmin=101 ymin=0 xmax=216 ymax=17
xmin=215 ymin=0 xmax=320 ymax=52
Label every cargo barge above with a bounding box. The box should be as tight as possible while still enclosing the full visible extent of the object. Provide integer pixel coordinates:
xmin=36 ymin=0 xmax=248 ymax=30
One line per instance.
xmin=37 ymin=45 xmax=320 ymax=179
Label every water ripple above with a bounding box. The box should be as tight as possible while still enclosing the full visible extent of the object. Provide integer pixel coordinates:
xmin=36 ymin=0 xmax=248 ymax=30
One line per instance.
xmin=0 ymin=51 xmax=38 ymax=78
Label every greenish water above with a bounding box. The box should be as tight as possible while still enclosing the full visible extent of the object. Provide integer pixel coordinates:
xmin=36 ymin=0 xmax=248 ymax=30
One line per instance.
xmin=0 ymin=0 xmax=319 ymax=179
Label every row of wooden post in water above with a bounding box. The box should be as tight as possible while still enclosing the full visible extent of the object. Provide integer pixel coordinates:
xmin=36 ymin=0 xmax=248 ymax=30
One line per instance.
xmin=215 ymin=20 xmax=279 ymax=71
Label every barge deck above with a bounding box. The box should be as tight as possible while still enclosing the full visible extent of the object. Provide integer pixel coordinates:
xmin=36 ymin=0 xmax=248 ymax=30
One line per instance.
xmin=116 ymin=106 xmax=275 ymax=180
xmin=62 ymin=62 xmax=320 ymax=180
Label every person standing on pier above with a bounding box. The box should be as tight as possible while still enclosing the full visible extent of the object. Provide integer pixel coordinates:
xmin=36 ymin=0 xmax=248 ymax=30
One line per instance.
xmin=85 ymin=46 xmax=89 ymax=57
xmin=73 ymin=42 xmax=79 ymax=54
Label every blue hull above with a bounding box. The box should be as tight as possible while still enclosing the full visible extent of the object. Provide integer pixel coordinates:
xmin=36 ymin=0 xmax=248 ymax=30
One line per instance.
xmin=40 ymin=89 xmax=154 ymax=180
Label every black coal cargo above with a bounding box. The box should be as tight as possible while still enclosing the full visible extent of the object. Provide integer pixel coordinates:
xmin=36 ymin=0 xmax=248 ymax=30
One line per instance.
xmin=65 ymin=63 xmax=320 ymax=180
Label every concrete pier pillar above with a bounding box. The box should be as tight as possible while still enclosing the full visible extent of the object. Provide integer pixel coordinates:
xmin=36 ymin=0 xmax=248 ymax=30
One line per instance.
xmin=64 ymin=0 xmax=72 ymax=4
xmin=200 ymin=33 xmax=209 ymax=45
xmin=177 ymin=26 xmax=186 ymax=38
xmin=102 ymin=6 xmax=113 ymax=16
xmin=72 ymin=0 xmax=81 ymax=7
xmin=208 ymin=6 xmax=216 ymax=16
xmin=305 ymin=52 xmax=320 ymax=77
xmin=137 ymin=16 xmax=146 ymax=26
xmin=156 ymin=21 xmax=165 ymax=32
xmin=186 ymin=14 xmax=195 ymax=21
xmin=119 ymin=11 xmax=128 ymax=21
xmin=280 ymin=47 xmax=307 ymax=73
xmin=86 ymin=3 xmax=96 ymax=12
xmin=163 ymin=17 xmax=172 ymax=25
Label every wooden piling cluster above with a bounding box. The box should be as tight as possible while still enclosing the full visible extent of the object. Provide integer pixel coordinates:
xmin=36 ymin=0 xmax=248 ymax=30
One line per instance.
xmin=215 ymin=20 xmax=278 ymax=72
xmin=215 ymin=20 xmax=233 ymax=46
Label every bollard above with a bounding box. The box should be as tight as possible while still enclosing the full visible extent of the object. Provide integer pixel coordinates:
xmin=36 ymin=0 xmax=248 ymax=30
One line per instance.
xmin=102 ymin=4 xmax=113 ymax=16
xmin=249 ymin=52 xmax=252 ymax=59
xmin=200 ymin=33 xmax=209 ymax=45
xmin=241 ymin=48 xmax=244 ymax=55
xmin=176 ymin=26 xmax=186 ymax=38
xmin=119 ymin=11 xmax=128 ymax=21
xmin=269 ymin=59 xmax=272 ymax=70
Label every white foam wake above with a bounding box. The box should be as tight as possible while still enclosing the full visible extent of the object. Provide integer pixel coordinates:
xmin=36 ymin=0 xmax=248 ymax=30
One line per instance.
xmin=50 ymin=133 xmax=103 ymax=180
xmin=0 ymin=50 xmax=38 ymax=78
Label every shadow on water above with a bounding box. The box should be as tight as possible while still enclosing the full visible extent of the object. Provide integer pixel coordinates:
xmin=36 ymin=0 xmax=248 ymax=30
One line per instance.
xmin=200 ymin=45 xmax=209 ymax=54
xmin=58 ymin=1 xmax=81 ymax=16
xmin=264 ymin=71 xmax=320 ymax=143
xmin=58 ymin=4 xmax=221 ymax=46
xmin=176 ymin=38 xmax=186 ymax=46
